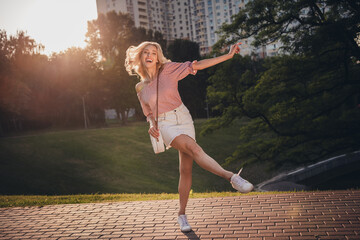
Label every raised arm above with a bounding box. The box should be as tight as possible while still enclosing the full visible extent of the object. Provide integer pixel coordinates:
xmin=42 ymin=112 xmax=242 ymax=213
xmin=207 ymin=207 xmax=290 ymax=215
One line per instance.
xmin=192 ymin=43 xmax=241 ymax=71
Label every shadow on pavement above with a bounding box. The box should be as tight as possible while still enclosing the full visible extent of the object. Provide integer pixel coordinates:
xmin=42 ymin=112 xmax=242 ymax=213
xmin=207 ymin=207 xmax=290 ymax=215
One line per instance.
xmin=183 ymin=230 xmax=200 ymax=239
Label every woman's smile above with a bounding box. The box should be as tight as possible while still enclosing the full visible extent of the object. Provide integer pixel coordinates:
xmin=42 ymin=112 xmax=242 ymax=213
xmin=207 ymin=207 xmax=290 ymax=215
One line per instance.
xmin=142 ymin=45 xmax=158 ymax=69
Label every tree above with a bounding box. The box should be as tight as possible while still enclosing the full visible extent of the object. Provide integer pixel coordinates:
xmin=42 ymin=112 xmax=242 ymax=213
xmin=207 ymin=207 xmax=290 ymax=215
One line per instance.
xmin=204 ymin=0 xmax=360 ymax=168
xmin=0 ymin=30 xmax=46 ymax=134
xmin=86 ymin=11 xmax=167 ymax=124
xmin=166 ymin=39 xmax=209 ymax=118
xmin=49 ymin=47 xmax=104 ymax=128
xmin=201 ymin=54 xmax=265 ymax=138
xmin=217 ymin=0 xmax=360 ymax=59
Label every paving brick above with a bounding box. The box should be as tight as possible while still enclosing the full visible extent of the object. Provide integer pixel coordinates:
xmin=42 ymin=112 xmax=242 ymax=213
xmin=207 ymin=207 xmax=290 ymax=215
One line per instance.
xmin=0 ymin=190 xmax=359 ymax=239
xmin=263 ymin=237 xmax=291 ymax=240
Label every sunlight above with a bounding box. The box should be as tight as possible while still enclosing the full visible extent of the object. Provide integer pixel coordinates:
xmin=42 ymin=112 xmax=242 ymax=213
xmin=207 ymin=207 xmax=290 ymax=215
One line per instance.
xmin=0 ymin=0 xmax=97 ymax=55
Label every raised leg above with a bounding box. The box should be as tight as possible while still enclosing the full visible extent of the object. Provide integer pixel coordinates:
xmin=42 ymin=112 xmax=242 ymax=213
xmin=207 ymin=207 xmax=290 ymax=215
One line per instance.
xmin=171 ymin=134 xmax=234 ymax=181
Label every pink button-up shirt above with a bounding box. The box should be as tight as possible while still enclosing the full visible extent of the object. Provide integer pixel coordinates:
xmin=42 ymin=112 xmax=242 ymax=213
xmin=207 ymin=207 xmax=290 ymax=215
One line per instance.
xmin=137 ymin=61 xmax=197 ymax=119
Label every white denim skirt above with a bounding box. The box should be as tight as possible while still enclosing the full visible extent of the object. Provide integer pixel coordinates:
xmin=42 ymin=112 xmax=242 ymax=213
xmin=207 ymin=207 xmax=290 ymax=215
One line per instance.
xmin=158 ymin=103 xmax=196 ymax=149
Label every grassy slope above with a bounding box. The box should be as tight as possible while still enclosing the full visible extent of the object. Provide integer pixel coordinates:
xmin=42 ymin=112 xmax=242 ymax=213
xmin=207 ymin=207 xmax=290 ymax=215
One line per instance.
xmin=1 ymin=120 xmax=261 ymax=195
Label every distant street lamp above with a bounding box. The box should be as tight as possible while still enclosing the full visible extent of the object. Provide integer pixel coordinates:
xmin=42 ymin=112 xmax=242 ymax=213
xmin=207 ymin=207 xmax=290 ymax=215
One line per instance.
xmin=82 ymin=92 xmax=89 ymax=129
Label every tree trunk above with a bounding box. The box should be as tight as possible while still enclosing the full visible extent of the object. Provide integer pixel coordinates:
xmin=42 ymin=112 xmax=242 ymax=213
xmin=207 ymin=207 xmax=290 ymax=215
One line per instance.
xmin=117 ymin=108 xmax=128 ymax=125
xmin=121 ymin=109 xmax=128 ymax=125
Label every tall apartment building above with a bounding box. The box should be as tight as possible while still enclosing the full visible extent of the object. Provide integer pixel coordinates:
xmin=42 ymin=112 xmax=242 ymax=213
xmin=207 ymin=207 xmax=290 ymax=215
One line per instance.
xmin=96 ymin=0 xmax=281 ymax=57
xmin=96 ymin=0 xmax=149 ymax=29
xmin=195 ymin=0 xmax=243 ymax=54
xmin=169 ymin=1 xmax=197 ymax=41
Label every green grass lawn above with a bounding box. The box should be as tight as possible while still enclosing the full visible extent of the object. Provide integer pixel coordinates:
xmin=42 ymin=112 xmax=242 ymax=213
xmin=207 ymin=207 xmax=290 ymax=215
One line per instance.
xmin=1 ymin=191 xmax=289 ymax=208
xmin=0 ymin=119 xmax=300 ymax=207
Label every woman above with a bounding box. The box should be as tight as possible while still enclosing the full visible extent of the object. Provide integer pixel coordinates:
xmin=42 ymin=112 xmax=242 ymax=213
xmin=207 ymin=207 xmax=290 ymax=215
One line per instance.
xmin=125 ymin=41 xmax=253 ymax=232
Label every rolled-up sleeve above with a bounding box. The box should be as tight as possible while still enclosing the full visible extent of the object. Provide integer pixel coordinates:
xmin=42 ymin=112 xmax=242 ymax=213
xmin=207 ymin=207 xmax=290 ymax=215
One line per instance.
xmin=162 ymin=61 xmax=197 ymax=81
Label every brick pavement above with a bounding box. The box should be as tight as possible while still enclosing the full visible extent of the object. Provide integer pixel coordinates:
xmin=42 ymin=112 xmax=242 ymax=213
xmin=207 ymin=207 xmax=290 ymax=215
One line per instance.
xmin=0 ymin=190 xmax=359 ymax=240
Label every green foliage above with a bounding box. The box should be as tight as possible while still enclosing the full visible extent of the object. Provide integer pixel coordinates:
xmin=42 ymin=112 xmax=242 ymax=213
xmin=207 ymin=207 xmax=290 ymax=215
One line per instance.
xmin=206 ymin=0 xmax=360 ymax=168
xmin=201 ymin=55 xmax=264 ymax=134
xmin=217 ymin=0 xmax=360 ymax=60
xmin=166 ymin=39 xmax=209 ymax=118
xmin=0 ymin=11 xmax=171 ymax=133
xmin=0 ymin=30 xmax=106 ymax=133
xmin=205 ymin=53 xmax=360 ymax=168
xmin=49 ymin=48 xmax=105 ymax=127
xmin=167 ymin=39 xmax=200 ymax=62
xmin=86 ymin=12 xmax=139 ymax=124
xmin=0 ymin=31 xmax=50 ymax=134
xmin=86 ymin=11 xmax=168 ymax=124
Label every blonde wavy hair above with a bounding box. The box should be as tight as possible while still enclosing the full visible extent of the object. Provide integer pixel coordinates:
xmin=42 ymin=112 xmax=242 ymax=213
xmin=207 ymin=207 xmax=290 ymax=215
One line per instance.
xmin=125 ymin=41 xmax=170 ymax=81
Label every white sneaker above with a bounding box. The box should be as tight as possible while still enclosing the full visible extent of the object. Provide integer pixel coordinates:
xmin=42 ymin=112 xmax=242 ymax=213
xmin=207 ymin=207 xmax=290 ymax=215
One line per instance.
xmin=177 ymin=214 xmax=192 ymax=232
xmin=230 ymin=168 xmax=254 ymax=193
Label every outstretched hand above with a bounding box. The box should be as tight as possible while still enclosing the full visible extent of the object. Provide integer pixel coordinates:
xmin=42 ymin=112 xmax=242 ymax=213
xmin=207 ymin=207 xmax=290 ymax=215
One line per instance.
xmin=192 ymin=42 xmax=242 ymax=71
xmin=228 ymin=42 xmax=241 ymax=57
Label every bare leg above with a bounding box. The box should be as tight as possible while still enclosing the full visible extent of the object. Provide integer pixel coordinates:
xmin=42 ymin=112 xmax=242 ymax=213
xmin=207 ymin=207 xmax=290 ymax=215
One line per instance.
xmin=178 ymin=151 xmax=193 ymax=216
xmin=171 ymin=135 xmax=234 ymax=181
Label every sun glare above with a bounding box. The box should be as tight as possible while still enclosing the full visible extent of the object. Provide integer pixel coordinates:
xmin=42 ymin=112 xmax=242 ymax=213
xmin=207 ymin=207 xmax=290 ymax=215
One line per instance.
xmin=0 ymin=0 xmax=98 ymax=55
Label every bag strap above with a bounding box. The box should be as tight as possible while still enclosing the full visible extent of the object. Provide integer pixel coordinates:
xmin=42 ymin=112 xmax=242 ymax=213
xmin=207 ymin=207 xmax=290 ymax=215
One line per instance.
xmin=155 ymin=67 xmax=162 ymax=130
xmin=155 ymin=72 xmax=159 ymax=130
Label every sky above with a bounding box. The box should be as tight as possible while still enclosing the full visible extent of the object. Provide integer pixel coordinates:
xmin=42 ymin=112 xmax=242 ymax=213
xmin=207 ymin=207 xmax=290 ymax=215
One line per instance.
xmin=0 ymin=0 xmax=98 ymax=55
